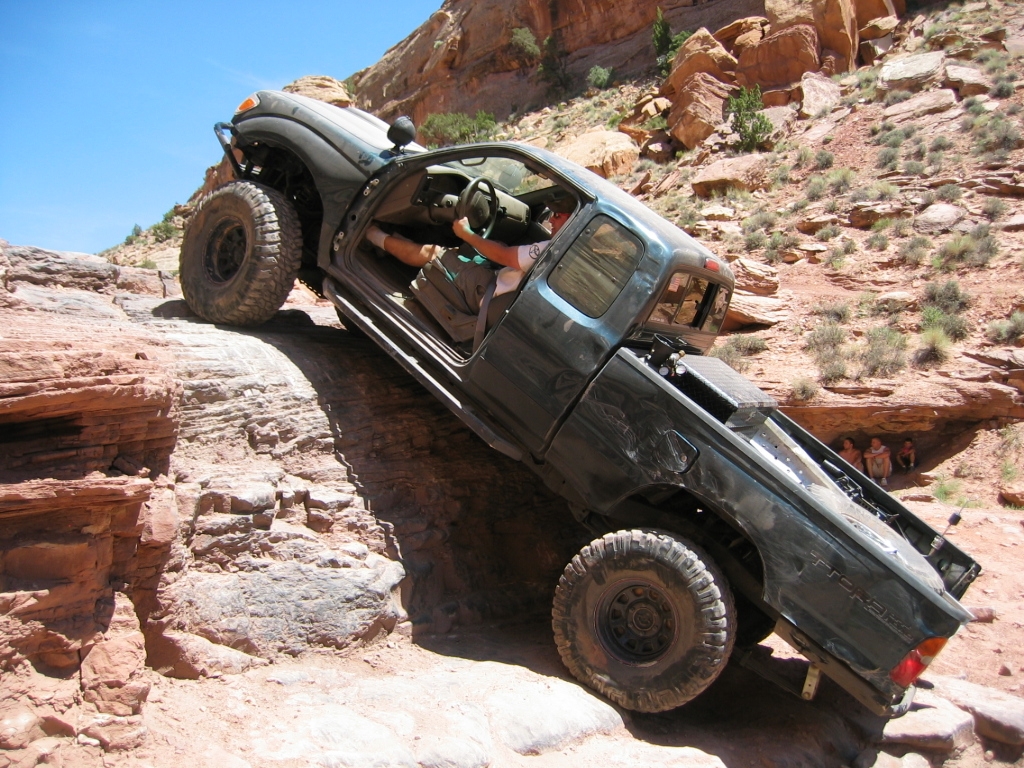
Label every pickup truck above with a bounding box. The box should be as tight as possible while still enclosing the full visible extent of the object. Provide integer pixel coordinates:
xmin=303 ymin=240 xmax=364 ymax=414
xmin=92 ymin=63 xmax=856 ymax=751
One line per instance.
xmin=179 ymin=90 xmax=980 ymax=716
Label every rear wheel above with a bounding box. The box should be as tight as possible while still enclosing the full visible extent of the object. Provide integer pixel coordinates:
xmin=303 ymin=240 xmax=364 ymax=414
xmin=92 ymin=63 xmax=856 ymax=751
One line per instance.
xmin=552 ymin=529 xmax=735 ymax=713
xmin=180 ymin=181 xmax=302 ymax=326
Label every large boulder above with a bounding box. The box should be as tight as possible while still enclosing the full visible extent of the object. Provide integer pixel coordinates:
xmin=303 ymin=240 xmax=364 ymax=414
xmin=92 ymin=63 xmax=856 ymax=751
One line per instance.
xmin=664 ymin=28 xmax=738 ymax=94
xmin=766 ymin=0 xmax=858 ymax=74
xmin=736 ymin=25 xmax=821 ymax=89
xmin=853 ymin=0 xmax=897 ymax=29
xmin=878 ymin=52 xmax=947 ymax=92
xmin=558 ymin=130 xmax=639 ymax=178
xmin=799 ymin=72 xmax=842 ymax=117
xmin=691 ymin=154 xmax=772 ymax=197
xmin=914 ymin=203 xmax=966 ymax=234
xmin=860 ymin=15 xmax=899 ymax=40
xmin=282 ymin=75 xmax=353 ymax=107
xmin=713 ymin=17 xmax=769 ymax=56
xmin=882 ymin=88 xmax=957 ymax=123
xmin=944 ymin=64 xmax=993 ymax=97
xmin=668 ymin=72 xmax=734 ymax=150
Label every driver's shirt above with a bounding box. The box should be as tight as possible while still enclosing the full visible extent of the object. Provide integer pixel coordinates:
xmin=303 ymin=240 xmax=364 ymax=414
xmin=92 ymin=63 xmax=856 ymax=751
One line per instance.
xmin=494 ymin=240 xmax=549 ymax=298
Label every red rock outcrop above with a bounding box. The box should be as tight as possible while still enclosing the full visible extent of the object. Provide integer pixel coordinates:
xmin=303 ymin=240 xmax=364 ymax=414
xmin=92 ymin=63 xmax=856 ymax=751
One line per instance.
xmin=765 ymin=0 xmax=858 ymax=74
xmin=667 ymin=72 xmax=735 ymax=150
xmin=349 ymin=0 xmax=767 ymax=123
xmin=663 ymin=28 xmax=738 ymax=93
xmin=735 ymin=24 xmax=821 ymax=89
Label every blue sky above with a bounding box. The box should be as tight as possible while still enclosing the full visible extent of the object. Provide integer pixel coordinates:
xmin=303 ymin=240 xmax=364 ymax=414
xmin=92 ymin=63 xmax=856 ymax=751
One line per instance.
xmin=0 ymin=1 xmax=441 ymax=254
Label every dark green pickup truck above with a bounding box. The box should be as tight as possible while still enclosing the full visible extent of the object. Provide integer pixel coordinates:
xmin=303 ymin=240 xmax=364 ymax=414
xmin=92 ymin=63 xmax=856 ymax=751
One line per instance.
xmin=180 ymin=90 xmax=980 ymax=716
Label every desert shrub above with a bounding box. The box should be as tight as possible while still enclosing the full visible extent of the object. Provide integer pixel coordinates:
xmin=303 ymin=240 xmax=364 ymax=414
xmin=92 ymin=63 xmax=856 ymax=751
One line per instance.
xmin=929 ymin=136 xmax=953 ymax=152
xmin=742 ymin=210 xmax=777 ymax=233
xmin=711 ymin=334 xmax=766 ymax=371
xmin=420 ymin=111 xmax=497 ymax=146
xmin=726 ymin=86 xmax=772 ymax=153
xmin=731 ymin=335 xmax=768 ymax=355
xmin=870 ymin=182 xmax=898 ymax=201
xmin=538 ymin=36 xmax=572 ymax=94
xmin=937 ymin=224 xmax=998 ymax=269
xmin=839 ymin=237 xmax=856 ymax=255
xmin=915 ymin=328 xmax=952 ymax=366
xmin=891 ymin=219 xmax=912 ymax=238
xmin=871 ymin=218 xmax=892 ymax=231
xmin=509 ymin=27 xmax=541 ymax=61
xmin=791 ymin=378 xmax=819 ymax=401
xmin=587 ymin=66 xmax=613 ymax=90
xmin=932 ymin=475 xmax=961 ymax=504
xmin=904 ymin=160 xmax=926 ymax=176
xmin=936 ymin=184 xmax=962 ymax=202
xmin=883 ymin=89 xmax=913 ymax=108
xmin=827 ymin=168 xmax=856 ymax=194
xmin=906 ymin=139 xmax=926 ymax=161
xmin=923 ymin=280 xmax=971 ymax=314
xmin=825 ymin=251 xmax=846 ymax=270
xmin=922 ymin=306 xmax=971 ymax=341
xmin=867 ymin=232 xmax=889 ymax=250
xmin=139 ymin=258 xmax=158 ymax=270
xmin=973 ymin=114 xmax=1023 ymax=154
xmin=764 ymin=231 xmax=799 ymax=263
xmin=899 ymin=235 xmax=931 ymax=265
xmin=653 ymin=8 xmax=692 ymax=73
xmin=795 ymin=146 xmax=813 ymax=167
xmin=772 ymin=163 xmax=792 ymax=186
xmin=805 ymin=321 xmax=846 ymax=357
xmin=816 ymin=225 xmax=841 ymax=241
xmin=812 ymin=300 xmax=851 ymax=324
xmin=991 ymin=81 xmax=1014 ymax=99
xmin=983 ymin=198 xmax=1008 ymax=221
xmin=860 ymin=326 xmax=907 ymax=377
xmin=986 ymin=311 xmax=1024 ymax=343
xmin=806 ymin=175 xmax=827 ymax=201
xmin=124 ymin=223 xmax=143 ymax=245
xmin=815 ymin=150 xmax=835 ymax=170
xmin=151 ymin=221 xmax=177 ymax=243
xmin=745 ymin=231 xmax=767 ymax=251
xmin=876 ymin=147 xmax=900 ymax=170
xmin=819 ymin=357 xmax=848 ymax=384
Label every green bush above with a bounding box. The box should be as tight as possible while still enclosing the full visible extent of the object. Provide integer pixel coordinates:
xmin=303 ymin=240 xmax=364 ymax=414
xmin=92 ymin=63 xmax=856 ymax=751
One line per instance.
xmin=419 ymin=111 xmax=497 ymax=146
xmin=124 ymin=223 xmax=143 ymax=245
xmin=860 ymin=326 xmax=907 ymax=377
xmin=653 ymin=8 xmax=692 ymax=74
xmin=883 ymin=90 xmax=912 ymax=107
xmin=827 ymin=168 xmax=855 ymax=194
xmin=151 ymin=221 xmax=178 ymax=243
xmin=899 ymin=235 xmax=931 ymax=265
xmin=816 ymin=225 xmax=841 ymax=242
xmin=986 ymin=311 xmax=1024 ymax=343
xmin=983 ymin=198 xmax=1008 ymax=221
xmin=922 ymin=306 xmax=971 ymax=341
xmin=936 ymin=184 xmax=962 ymax=202
xmin=929 ymin=136 xmax=953 ymax=152
xmin=711 ymin=335 xmax=766 ymax=371
xmin=510 ymin=27 xmax=541 ymax=62
xmin=726 ymin=86 xmax=772 ymax=153
xmin=992 ymin=81 xmax=1015 ymax=99
xmin=812 ymin=300 xmax=851 ymax=324
xmin=791 ymin=378 xmax=819 ymax=401
xmin=867 ymin=232 xmax=889 ymax=250
xmin=538 ymin=36 xmax=572 ymax=94
xmin=805 ymin=321 xmax=846 ymax=357
xmin=806 ymin=175 xmax=827 ymax=201
xmin=923 ymin=280 xmax=971 ymax=314
xmin=819 ymin=357 xmax=847 ymax=384
xmin=587 ymin=66 xmax=613 ymax=90
xmin=876 ymin=147 xmax=900 ymax=170
xmin=937 ymin=224 xmax=998 ymax=269
xmin=745 ymin=231 xmax=767 ymax=251
xmin=915 ymin=328 xmax=952 ymax=366
xmin=815 ymin=150 xmax=835 ymax=170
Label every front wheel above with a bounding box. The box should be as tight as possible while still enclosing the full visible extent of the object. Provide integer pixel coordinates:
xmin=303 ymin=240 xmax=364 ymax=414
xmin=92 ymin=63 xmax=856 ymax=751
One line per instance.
xmin=180 ymin=181 xmax=302 ymax=326
xmin=552 ymin=529 xmax=735 ymax=713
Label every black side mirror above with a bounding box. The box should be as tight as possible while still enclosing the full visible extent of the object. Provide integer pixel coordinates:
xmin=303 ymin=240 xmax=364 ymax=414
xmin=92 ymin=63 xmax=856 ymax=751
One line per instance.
xmin=388 ymin=116 xmax=416 ymax=152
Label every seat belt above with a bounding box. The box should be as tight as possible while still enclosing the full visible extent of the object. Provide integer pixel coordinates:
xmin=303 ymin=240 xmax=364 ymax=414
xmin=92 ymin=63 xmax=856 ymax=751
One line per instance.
xmin=472 ymin=280 xmax=497 ymax=352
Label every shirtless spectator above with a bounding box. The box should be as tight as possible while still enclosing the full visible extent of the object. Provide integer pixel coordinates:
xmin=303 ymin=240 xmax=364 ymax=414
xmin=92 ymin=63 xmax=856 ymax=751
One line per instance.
xmin=896 ymin=438 xmax=916 ymax=473
xmin=839 ymin=437 xmax=864 ymax=472
xmin=864 ymin=437 xmax=893 ymax=486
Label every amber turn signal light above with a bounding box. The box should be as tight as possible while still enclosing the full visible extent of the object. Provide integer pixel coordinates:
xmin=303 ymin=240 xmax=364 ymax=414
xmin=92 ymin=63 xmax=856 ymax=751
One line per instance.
xmin=890 ymin=637 xmax=947 ymax=688
xmin=236 ymin=95 xmax=260 ymax=114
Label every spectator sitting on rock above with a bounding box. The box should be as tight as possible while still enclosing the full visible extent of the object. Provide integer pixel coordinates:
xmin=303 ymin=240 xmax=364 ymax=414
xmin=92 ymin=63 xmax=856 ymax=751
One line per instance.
xmin=864 ymin=437 xmax=893 ymax=486
xmin=896 ymin=438 xmax=916 ymax=473
xmin=839 ymin=437 xmax=864 ymax=472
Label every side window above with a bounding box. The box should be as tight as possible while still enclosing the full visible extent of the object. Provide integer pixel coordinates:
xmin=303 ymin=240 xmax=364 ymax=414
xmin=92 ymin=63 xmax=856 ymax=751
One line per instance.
xmin=547 ymin=215 xmax=643 ymax=318
xmin=649 ymin=272 xmax=729 ymax=332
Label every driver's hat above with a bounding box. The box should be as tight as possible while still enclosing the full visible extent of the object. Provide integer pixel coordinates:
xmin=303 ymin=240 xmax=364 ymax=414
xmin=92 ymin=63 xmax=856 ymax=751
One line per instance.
xmin=546 ymin=194 xmax=576 ymax=214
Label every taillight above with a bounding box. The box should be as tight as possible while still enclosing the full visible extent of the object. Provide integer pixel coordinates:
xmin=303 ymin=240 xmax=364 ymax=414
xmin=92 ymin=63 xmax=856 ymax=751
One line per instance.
xmin=703 ymin=256 xmax=720 ymax=272
xmin=890 ymin=637 xmax=947 ymax=688
xmin=236 ymin=94 xmax=260 ymax=114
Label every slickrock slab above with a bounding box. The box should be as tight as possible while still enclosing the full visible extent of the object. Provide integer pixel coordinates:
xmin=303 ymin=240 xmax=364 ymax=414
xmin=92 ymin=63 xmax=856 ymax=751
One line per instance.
xmin=880 ymin=690 xmax=974 ymax=751
xmin=878 ymin=51 xmax=947 ymax=92
xmin=914 ymin=203 xmax=967 ymax=234
xmin=799 ymin=72 xmax=842 ymax=118
xmin=882 ymin=88 xmax=957 ymax=123
xmin=926 ymin=674 xmax=1024 ymax=744
xmin=944 ymin=64 xmax=993 ymax=97
xmin=691 ymin=154 xmax=771 ymax=197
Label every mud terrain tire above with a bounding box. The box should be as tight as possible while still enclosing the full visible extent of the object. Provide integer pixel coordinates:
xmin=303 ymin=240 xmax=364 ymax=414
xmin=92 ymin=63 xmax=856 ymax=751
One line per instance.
xmin=180 ymin=181 xmax=302 ymax=326
xmin=552 ymin=529 xmax=735 ymax=713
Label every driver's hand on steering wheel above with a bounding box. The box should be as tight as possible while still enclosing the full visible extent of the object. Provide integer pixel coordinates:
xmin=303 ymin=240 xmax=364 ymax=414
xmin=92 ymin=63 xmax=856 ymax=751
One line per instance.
xmin=453 ymin=217 xmax=474 ymax=240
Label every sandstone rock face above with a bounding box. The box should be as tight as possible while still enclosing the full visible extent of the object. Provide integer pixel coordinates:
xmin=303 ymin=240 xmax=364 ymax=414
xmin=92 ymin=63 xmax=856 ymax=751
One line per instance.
xmin=882 ymin=88 xmax=958 ymax=123
xmin=853 ymin=0 xmax=897 ymax=28
xmin=860 ymin=14 xmax=899 ymax=40
xmin=944 ymin=64 xmax=993 ymax=97
xmin=799 ymin=71 xmax=842 ymax=117
xmin=558 ymin=130 xmax=639 ymax=178
xmin=351 ymin=0 xmax=766 ymax=123
xmin=282 ymin=75 xmax=353 ymax=107
xmin=928 ymin=674 xmax=1024 ymax=745
xmin=664 ymin=28 xmax=738 ymax=94
xmin=713 ymin=17 xmax=769 ymax=55
xmin=736 ymin=24 xmax=821 ymax=89
xmin=692 ymin=153 xmax=772 ymax=197
xmin=668 ymin=72 xmax=735 ymax=150
xmin=765 ymin=0 xmax=858 ymax=73
xmin=731 ymin=258 xmax=780 ymax=296
xmin=878 ymin=51 xmax=947 ymax=92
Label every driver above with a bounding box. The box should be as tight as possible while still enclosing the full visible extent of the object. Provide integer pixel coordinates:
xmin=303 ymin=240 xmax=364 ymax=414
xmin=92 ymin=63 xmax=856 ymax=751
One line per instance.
xmin=365 ymin=195 xmax=575 ymax=313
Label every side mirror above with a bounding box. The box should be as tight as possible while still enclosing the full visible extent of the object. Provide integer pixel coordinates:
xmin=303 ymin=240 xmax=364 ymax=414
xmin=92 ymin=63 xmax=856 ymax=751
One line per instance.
xmin=388 ymin=116 xmax=416 ymax=152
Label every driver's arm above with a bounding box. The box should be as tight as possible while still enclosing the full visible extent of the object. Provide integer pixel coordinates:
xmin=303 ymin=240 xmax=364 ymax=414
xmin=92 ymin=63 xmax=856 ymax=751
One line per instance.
xmin=452 ymin=218 xmax=521 ymax=269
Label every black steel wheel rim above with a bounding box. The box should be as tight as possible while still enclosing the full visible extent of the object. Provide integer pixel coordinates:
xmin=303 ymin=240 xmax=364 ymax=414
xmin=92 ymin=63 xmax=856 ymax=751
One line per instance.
xmin=596 ymin=580 xmax=677 ymax=664
xmin=205 ymin=218 xmax=247 ymax=284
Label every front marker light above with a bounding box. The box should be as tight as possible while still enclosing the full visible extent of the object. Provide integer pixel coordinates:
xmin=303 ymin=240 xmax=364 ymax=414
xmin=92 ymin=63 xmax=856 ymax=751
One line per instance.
xmin=236 ymin=94 xmax=260 ymax=113
xmin=890 ymin=637 xmax=947 ymax=688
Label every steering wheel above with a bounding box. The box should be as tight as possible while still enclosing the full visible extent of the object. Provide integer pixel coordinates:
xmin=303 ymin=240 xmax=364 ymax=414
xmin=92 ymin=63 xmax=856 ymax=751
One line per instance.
xmin=455 ymin=177 xmax=499 ymax=239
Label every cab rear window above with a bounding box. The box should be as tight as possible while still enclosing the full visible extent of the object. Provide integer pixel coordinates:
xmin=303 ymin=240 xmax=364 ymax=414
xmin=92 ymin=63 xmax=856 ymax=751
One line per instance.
xmin=649 ymin=272 xmax=730 ymax=333
xmin=548 ymin=215 xmax=643 ymax=318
